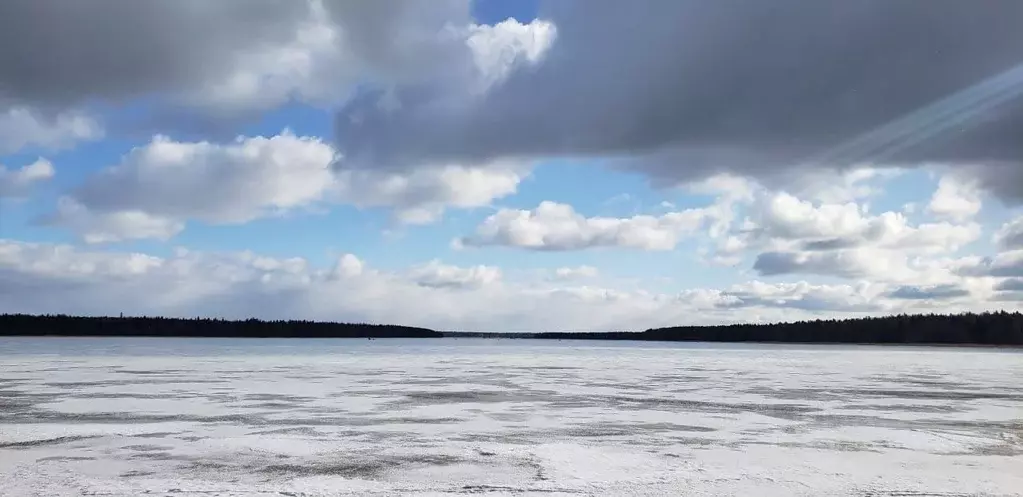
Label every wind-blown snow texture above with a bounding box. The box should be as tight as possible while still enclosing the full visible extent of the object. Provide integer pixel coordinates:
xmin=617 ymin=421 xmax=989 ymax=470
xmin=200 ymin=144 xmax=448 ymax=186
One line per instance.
xmin=1 ymin=338 xmax=1021 ymax=496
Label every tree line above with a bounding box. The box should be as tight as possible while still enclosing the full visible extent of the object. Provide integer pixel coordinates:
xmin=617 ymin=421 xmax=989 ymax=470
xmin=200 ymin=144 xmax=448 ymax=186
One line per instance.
xmin=0 ymin=314 xmax=442 ymax=338
xmin=529 ymin=312 xmax=1023 ymax=345
xmin=2 ymin=312 xmax=1021 ymax=345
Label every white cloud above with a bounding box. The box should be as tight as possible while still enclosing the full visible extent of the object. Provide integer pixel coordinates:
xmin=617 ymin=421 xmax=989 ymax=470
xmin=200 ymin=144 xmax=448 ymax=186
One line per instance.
xmin=0 ymin=239 xmax=1011 ymax=331
xmin=786 ymin=166 xmax=903 ymax=204
xmin=927 ymin=175 xmax=982 ymax=221
xmin=464 ymin=18 xmax=557 ymax=91
xmin=458 ymin=201 xmax=717 ymax=251
xmin=188 ymin=2 xmax=348 ymax=112
xmin=458 ymin=187 xmax=748 ymax=252
xmin=408 ymin=260 xmax=502 ymax=289
xmin=0 ymin=108 xmax=103 ymax=155
xmin=994 ymin=215 xmax=1023 ymax=251
xmin=49 ymin=131 xmax=527 ymax=242
xmin=69 ymin=131 xmax=337 ymax=225
xmin=747 ymin=191 xmax=981 ymax=253
xmin=47 ymin=197 xmax=184 ymax=244
xmin=174 ymin=9 xmax=558 ymax=120
xmin=334 ymin=160 xmax=528 ymax=225
xmin=0 ymin=158 xmax=54 ymax=198
xmin=719 ymin=280 xmax=887 ymax=313
xmin=552 ymin=265 xmax=599 ymax=280
xmin=887 ymin=283 xmax=970 ymax=301
xmin=752 ymin=248 xmax=916 ymax=281
xmin=683 ymin=179 xmax=985 ymax=281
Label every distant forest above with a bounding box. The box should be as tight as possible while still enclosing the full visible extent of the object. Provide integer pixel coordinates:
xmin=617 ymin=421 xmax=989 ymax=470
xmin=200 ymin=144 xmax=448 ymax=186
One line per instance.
xmin=1 ymin=312 xmax=1022 ymax=345
xmin=0 ymin=314 xmax=441 ymax=339
xmin=527 ymin=312 xmax=1023 ymax=346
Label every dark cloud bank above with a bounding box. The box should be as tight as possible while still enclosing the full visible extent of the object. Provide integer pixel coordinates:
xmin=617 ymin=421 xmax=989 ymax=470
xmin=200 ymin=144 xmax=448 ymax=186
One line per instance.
xmin=335 ymin=0 xmax=1023 ymax=201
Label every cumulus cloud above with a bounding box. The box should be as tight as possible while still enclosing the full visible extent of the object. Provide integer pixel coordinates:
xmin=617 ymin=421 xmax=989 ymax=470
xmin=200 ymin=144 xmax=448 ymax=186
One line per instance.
xmin=47 ymin=132 xmax=337 ymax=241
xmin=0 ymin=158 xmax=54 ymax=198
xmin=334 ymin=160 xmax=528 ymax=225
xmin=927 ymin=175 xmax=982 ymax=222
xmin=464 ymin=18 xmax=558 ymax=92
xmin=995 ymin=278 xmax=1023 ymax=292
xmin=408 ymin=260 xmax=501 ymax=289
xmin=994 ymin=216 xmax=1023 ymax=251
xmin=0 ymin=1 xmax=311 ymax=106
xmin=718 ymin=280 xmax=885 ymax=313
xmin=46 ymin=198 xmax=184 ymax=244
xmin=0 ymin=0 xmax=557 ymax=139
xmin=2 ymin=239 xmax=1007 ymax=331
xmin=957 ymin=250 xmax=1023 ymax=279
xmin=333 ymin=1 xmax=1023 ymax=203
xmin=0 ymin=108 xmax=103 ymax=154
xmin=728 ymin=182 xmax=986 ymax=280
xmin=457 ymin=201 xmax=719 ymax=251
xmin=551 ymin=265 xmax=599 ymax=281
xmin=750 ymin=248 xmax=936 ymax=283
xmin=740 ymin=192 xmax=981 ymax=254
xmin=46 ymin=131 xmax=526 ymax=242
xmin=887 ymin=284 xmax=971 ymax=301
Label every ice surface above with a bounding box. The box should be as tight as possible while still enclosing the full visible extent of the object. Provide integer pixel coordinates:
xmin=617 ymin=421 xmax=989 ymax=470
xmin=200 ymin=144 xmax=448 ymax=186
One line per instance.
xmin=1 ymin=337 xmax=1021 ymax=496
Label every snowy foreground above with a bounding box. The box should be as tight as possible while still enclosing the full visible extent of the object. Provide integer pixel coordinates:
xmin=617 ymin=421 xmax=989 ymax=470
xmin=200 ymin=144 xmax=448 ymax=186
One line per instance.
xmin=1 ymin=338 xmax=1021 ymax=497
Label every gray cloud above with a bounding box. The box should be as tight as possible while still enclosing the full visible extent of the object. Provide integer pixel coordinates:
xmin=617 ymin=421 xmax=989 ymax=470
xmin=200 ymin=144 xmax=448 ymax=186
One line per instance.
xmin=0 ymin=0 xmax=490 ymax=140
xmin=0 ymin=158 xmax=53 ymax=198
xmin=752 ymin=251 xmax=872 ymax=279
xmin=0 ymin=0 xmax=309 ymax=107
xmin=716 ymin=294 xmax=880 ymax=313
xmin=995 ymin=278 xmax=1023 ymax=292
xmin=958 ymin=251 xmax=1023 ymax=278
xmin=995 ymin=216 xmax=1023 ymax=250
xmin=334 ymin=0 xmax=1023 ymax=201
xmin=887 ymin=284 xmax=970 ymax=301
xmin=716 ymin=283 xmax=882 ymax=313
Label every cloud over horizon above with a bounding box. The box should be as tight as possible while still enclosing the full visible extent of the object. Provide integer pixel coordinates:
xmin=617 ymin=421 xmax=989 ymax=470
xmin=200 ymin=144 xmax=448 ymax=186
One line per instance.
xmin=0 ymin=0 xmax=1020 ymax=329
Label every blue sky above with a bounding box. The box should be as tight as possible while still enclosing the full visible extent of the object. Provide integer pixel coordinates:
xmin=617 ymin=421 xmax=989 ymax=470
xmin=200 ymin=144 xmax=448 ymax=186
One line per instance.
xmin=0 ymin=1 xmax=1021 ymax=331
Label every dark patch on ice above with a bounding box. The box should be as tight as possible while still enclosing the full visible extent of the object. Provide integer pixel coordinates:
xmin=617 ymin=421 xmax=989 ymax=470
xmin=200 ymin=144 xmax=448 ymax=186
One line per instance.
xmin=647 ymin=374 xmax=713 ymax=383
xmin=246 ymin=401 xmax=302 ymax=410
xmin=765 ymin=386 xmax=1023 ymax=403
xmin=249 ymin=427 xmax=326 ymax=437
xmin=130 ymin=451 xmax=179 ymax=460
xmin=72 ymin=392 xmax=188 ymax=400
xmin=838 ymin=388 xmax=1023 ymax=402
xmin=561 ymin=422 xmax=716 ymax=437
xmin=581 ymin=381 xmax=655 ymax=391
xmin=258 ymin=454 xmax=464 ymax=480
xmin=123 ymin=444 xmax=172 ymax=452
xmin=857 ymin=491 xmax=979 ymax=496
xmin=544 ymin=394 xmax=822 ymax=418
xmin=839 ymin=403 xmax=965 ymax=414
xmin=507 ymin=366 xmax=583 ymax=371
xmin=120 ymin=470 xmax=157 ymax=478
xmin=243 ymin=393 xmax=314 ymax=403
xmin=745 ymin=440 xmax=885 ymax=453
xmin=134 ymin=431 xmax=180 ymax=439
xmin=117 ymin=369 xmax=192 ymax=375
xmin=521 ymin=457 xmax=548 ymax=481
xmin=401 ymin=390 xmax=520 ymax=404
xmin=36 ymin=455 xmax=96 ymax=462
xmin=459 ymin=484 xmax=581 ymax=494
xmin=485 ymin=411 xmax=531 ymax=422
xmin=0 ymin=435 xmax=98 ymax=449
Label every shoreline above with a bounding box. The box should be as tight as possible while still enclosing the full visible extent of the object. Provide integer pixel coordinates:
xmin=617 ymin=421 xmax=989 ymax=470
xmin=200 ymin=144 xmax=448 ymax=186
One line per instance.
xmin=2 ymin=312 xmax=1022 ymax=347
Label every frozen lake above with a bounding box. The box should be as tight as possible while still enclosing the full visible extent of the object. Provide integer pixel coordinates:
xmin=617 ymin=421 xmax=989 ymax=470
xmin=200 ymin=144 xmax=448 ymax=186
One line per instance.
xmin=1 ymin=338 xmax=1021 ymax=496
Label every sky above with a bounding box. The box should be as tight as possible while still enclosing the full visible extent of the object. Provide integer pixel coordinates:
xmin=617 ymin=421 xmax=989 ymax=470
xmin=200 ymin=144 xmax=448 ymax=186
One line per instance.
xmin=0 ymin=0 xmax=1021 ymax=332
